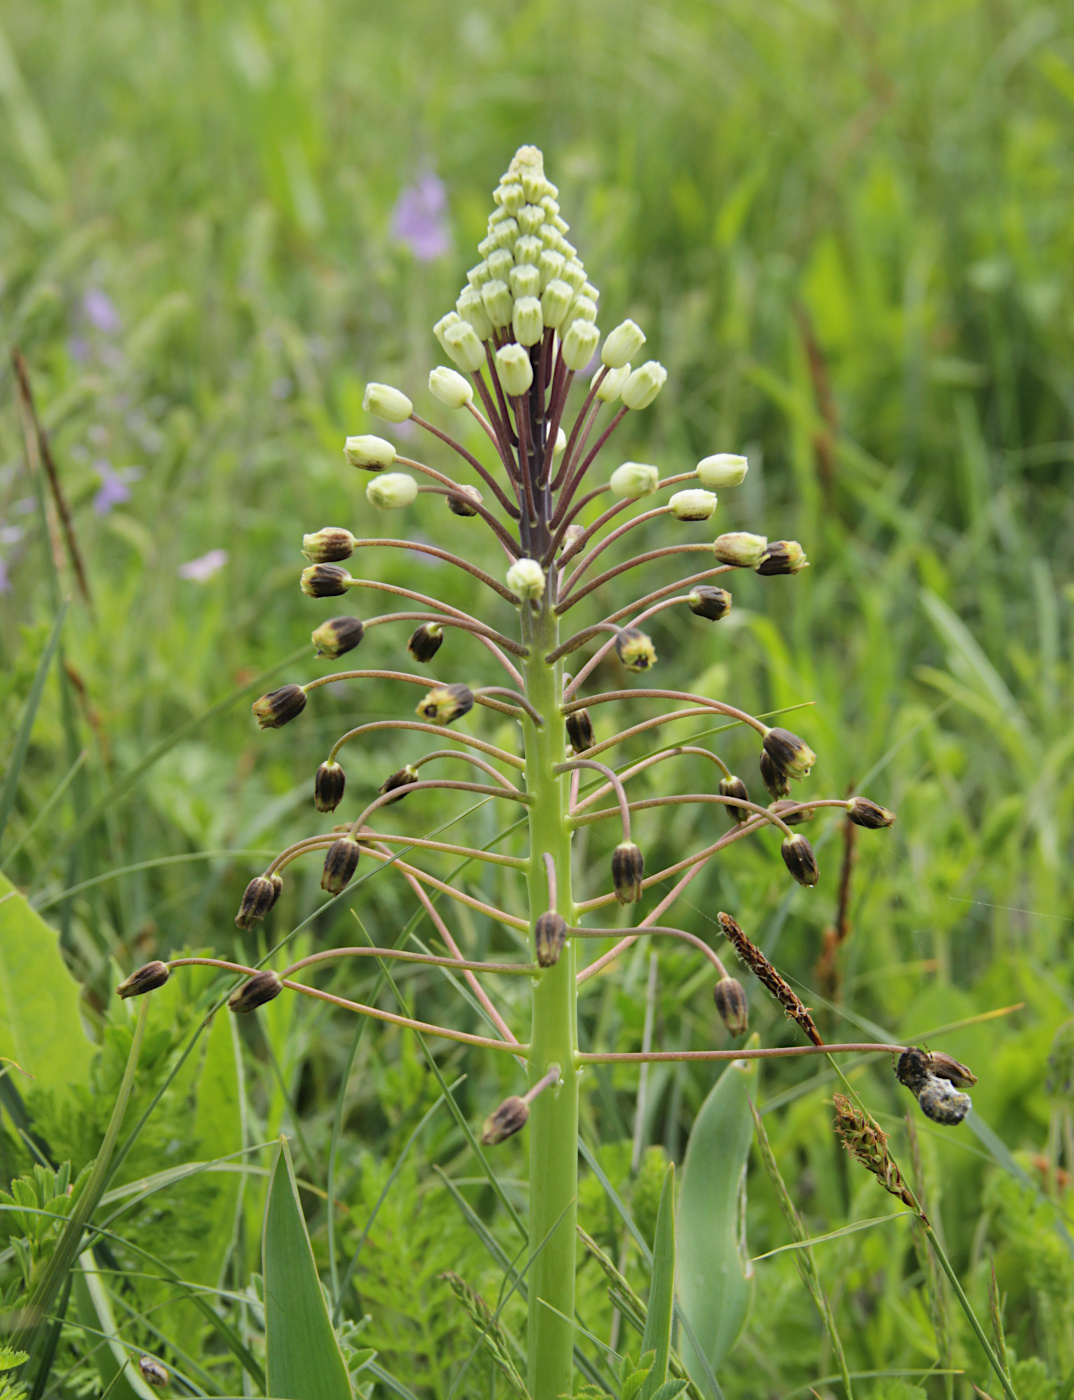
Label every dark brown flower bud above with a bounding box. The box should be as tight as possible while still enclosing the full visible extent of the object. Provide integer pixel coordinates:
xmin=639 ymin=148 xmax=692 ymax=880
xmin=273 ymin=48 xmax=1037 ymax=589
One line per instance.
xmin=302 ymin=527 xmax=356 ymax=563
xmin=300 ymin=562 xmax=352 ymax=597
xmin=762 ymin=727 xmax=816 ymax=780
xmin=234 ymin=874 xmax=283 ymax=929
xmin=407 ymin=622 xmax=444 ymax=664
xmin=688 ymin=586 xmax=732 ymax=622
xmin=847 ymin=796 xmax=896 ymax=829
xmin=917 ymin=1077 xmax=972 ymax=1126
xmin=535 ymin=911 xmax=567 ymax=968
xmin=770 ymin=799 xmax=814 ymax=826
xmin=116 ymin=961 xmax=170 ymax=999
xmin=379 ymin=764 xmax=419 ymax=804
xmin=138 ymin=1357 xmax=169 ymax=1389
xmin=780 ymin=833 xmax=819 ymax=887
xmin=321 ymin=836 xmax=361 ymax=895
xmin=447 ymin=485 xmax=483 ymax=517
xmin=415 ymin=683 xmax=474 ymax=726
xmin=565 ymin=708 xmax=594 ymax=753
xmin=759 ymin=750 xmax=791 ymax=799
xmin=713 ymin=977 xmax=749 ymax=1036
xmin=895 ymin=1046 xmax=931 ymax=1094
xmin=252 ymin=684 xmax=307 ymax=730
xmin=719 ymin=774 xmax=751 ymax=824
xmin=480 ymin=1095 xmax=529 ymax=1145
xmin=228 ymin=969 xmax=283 ymax=1014
xmin=311 ymin=616 xmax=364 ymax=659
xmin=611 ymin=841 xmax=644 ymax=904
xmin=927 ymin=1051 xmax=977 ymax=1088
xmin=755 ymin=540 xmax=808 ymax=576
xmin=314 ymin=761 xmax=346 ymax=813
xmin=614 ymin=627 xmax=657 ymax=672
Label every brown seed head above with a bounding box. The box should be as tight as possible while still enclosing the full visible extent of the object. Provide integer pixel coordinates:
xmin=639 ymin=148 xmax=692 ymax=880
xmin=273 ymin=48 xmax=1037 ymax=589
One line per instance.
xmin=847 ymin=796 xmax=896 ymax=829
xmin=832 ymin=1092 xmax=918 ymax=1212
xmin=314 ymin=761 xmax=346 ymax=813
xmin=311 ymin=616 xmax=365 ymax=659
xmin=379 ymin=764 xmax=419 ymax=804
xmin=447 ymin=485 xmax=483 ymax=517
xmin=302 ymin=527 xmax=356 ymax=563
xmin=415 ymin=682 xmax=474 ymax=726
xmin=252 ymin=684 xmax=307 ymax=730
xmin=614 ymin=627 xmax=657 ymax=672
xmin=718 ymin=911 xmax=822 ymax=1045
xmin=781 ymin=833 xmax=820 ymax=887
xmin=759 ymin=750 xmax=791 ymax=799
xmin=687 ymin=586 xmax=732 ymax=622
xmin=480 ymin=1095 xmax=529 ymax=1145
xmin=407 ymin=622 xmax=444 ymax=664
xmin=713 ymin=977 xmax=749 ymax=1036
xmin=300 ymin=563 xmax=352 ymax=598
xmin=719 ymin=774 xmax=751 ymax=825
xmin=228 ymin=969 xmax=283 ymax=1014
xmin=321 ymin=836 xmax=361 ymax=895
xmin=116 ymin=961 xmax=170 ymax=999
xmin=234 ymin=874 xmax=283 ymax=929
xmin=769 ymin=798 xmax=815 ymax=826
xmin=535 ymin=911 xmax=568 ymax=968
xmin=611 ymin=841 xmax=644 ymax=904
xmin=763 ymin=727 xmax=817 ymax=780
xmin=565 ymin=707 xmax=595 ymax=753
xmin=756 ymin=540 xmax=808 ymax=576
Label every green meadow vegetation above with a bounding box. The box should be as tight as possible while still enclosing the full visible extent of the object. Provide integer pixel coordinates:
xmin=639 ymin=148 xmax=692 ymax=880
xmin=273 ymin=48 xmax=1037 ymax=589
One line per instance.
xmin=2 ymin=1 xmax=1074 ymax=1396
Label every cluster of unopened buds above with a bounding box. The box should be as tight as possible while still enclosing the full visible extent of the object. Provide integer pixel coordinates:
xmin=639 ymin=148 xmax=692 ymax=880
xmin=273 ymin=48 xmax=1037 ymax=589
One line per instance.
xmin=116 ymin=147 xmax=975 ymax=1149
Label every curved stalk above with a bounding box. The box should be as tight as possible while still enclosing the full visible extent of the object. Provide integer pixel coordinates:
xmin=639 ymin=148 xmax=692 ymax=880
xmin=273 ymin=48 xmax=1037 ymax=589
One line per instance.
xmin=568 ymin=925 xmax=730 ymax=979
xmin=562 ymin=687 xmax=768 ymax=738
xmin=409 ymin=414 xmax=521 ymax=517
xmin=572 ymin=745 xmax=732 ymax=812
xmin=555 ymin=543 xmax=716 ymax=612
xmin=397 ymin=455 xmax=521 ymax=554
xmin=362 ymin=610 xmax=527 ymax=657
xmin=412 ymin=749 xmax=522 ymax=792
xmin=328 ymin=718 xmax=525 ymax=772
xmin=344 ymin=540 xmax=520 ymax=604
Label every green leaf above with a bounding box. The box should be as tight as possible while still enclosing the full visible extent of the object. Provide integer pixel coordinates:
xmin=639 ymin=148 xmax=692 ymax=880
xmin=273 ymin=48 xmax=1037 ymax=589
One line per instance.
xmin=677 ymin=1051 xmax=758 ymax=1385
xmin=640 ymin=1163 xmax=676 ymax=1397
xmin=263 ymin=1136 xmax=352 ymax=1400
xmin=0 ymin=598 xmax=67 ymax=849
xmin=73 ymin=1248 xmax=157 ymax=1400
xmin=0 ymin=872 xmax=91 ymax=1096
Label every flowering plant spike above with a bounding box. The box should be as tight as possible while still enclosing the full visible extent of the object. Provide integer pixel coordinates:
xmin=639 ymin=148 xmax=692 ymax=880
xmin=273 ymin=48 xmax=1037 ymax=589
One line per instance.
xmin=118 ymin=146 xmax=972 ymax=1397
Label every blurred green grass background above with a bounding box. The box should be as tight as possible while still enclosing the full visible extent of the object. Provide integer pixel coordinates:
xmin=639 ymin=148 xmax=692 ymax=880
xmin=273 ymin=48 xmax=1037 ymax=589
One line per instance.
xmin=2 ymin=1 xmax=1074 ymax=1395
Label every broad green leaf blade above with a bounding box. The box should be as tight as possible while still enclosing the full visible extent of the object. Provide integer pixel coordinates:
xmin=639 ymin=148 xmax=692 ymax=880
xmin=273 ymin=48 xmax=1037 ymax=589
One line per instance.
xmin=640 ymin=1162 xmax=676 ymax=1397
xmin=0 ymin=872 xmax=92 ymax=1095
xmin=263 ymin=1136 xmax=352 ymax=1400
xmin=677 ymin=1051 xmax=757 ymax=1385
xmin=73 ymin=1248 xmax=157 ymax=1400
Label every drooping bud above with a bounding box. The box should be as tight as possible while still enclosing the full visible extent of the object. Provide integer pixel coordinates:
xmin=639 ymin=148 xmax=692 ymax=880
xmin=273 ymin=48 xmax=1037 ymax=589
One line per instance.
xmin=621 ymin=360 xmax=667 ymax=410
xmin=117 ymin=961 xmax=170 ymax=999
xmin=847 ymin=796 xmax=896 ymax=829
xmin=442 ymin=319 xmax=487 ymax=373
xmin=252 ymin=684 xmax=307 ymax=729
xmin=415 ymin=683 xmax=474 ymax=726
xmin=609 ymin=462 xmax=659 ymax=497
xmin=713 ymin=977 xmax=749 ymax=1036
xmin=535 ymin=911 xmax=568 ymax=968
xmin=344 ymin=434 xmax=396 ymax=471
xmin=780 ymin=833 xmax=820 ymax=887
xmin=595 ymin=363 xmax=631 ymax=402
xmin=429 ymin=366 xmax=474 ymax=409
xmin=408 ymin=622 xmax=444 ymax=663
xmin=366 ymin=472 xmax=418 ymax=510
xmin=551 ymin=426 xmax=567 ymax=458
xmin=928 ymin=1051 xmax=977 ymax=1088
xmin=447 ymin=484 xmax=483 ymax=517
xmin=311 ymin=616 xmax=365 ymax=659
xmin=540 ymin=278 xmax=574 ymax=328
xmin=481 ymin=280 xmax=513 ymax=330
xmin=229 ymin=969 xmax=283 ymax=1014
xmin=719 ymin=775 xmax=751 ymax=824
xmin=561 ymin=320 xmax=600 ymax=371
xmin=506 ymin=557 xmax=545 ymax=601
xmin=314 ymin=761 xmax=346 ymax=813
xmin=614 ymin=628 xmax=657 ymax=672
xmin=669 ymin=489 xmax=717 ymax=521
xmin=457 ymin=287 xmax=494 ymax=340
xmin=481 ymin=1095 xmax=529 ymax=1145
xmin=362 ymin=383 xmax=413 ymax=424
xmin=763 ymin=727 xmax=817 ymax=781
xmin=756 ymin=540 xmax=809 ymax=575
xmin=138 ymin=1356 xmax=169 ymax=1388
xmin=565 ymin=708 xmax=594 ymax=753
xmin=688 ymin=586 xmax=731 ymax=621
xmin=601 ymin=319 xmax=646 ymax=369
xmin=769 ymin=799 xmax=815 ymax=826
xmin=301 ymin=563 xmax=351 ymax=598
xmin=697 ymin=453 xmax=748 ymax=489
xmin=321 ymin=836 xmax=361 ymax=895
xmin=434 ymin=311 xmax=463 ymax=354
xmin=512 ymin=296 xmax=544 ymax=348
xmin=302 ymin=527 xmax=356 ymax=563
xmin=759 ymin=750 xmax=791 ymax=799
xmin=713 ymin=531 xmax=768 ymax=568
xmin=495 ymin=343 xmax=535 ymax=398
xmin=611 ymin=841 xmax=644 ymax=903
xmin=379 ymin=764 xmax=419 ymax=804
xmin=234 ymin=874 xmax=283 ymax=928
xmin=563 ymin=294 xmax=597 ymax=332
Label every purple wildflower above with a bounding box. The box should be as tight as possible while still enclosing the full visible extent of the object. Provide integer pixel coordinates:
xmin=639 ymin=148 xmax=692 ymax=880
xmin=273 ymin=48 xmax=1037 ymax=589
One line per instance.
xmin=178 ymin=548 xmax=229 ymax=582
xmin=93 ymin=460 xmax=141 ymax=515
xmin=390 ymin=171 xmax=451 ymax=261
xmin=83 ymin=289 xmax=122 ymax=335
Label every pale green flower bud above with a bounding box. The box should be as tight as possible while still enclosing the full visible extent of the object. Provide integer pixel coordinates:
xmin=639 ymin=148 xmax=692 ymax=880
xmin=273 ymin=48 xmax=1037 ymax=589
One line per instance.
xmin=509 ymin=264 xmax=541 ymax=299
xmin=344 ymin=434 xmax=396 ymax=471
xmin=517 ymin=205 xmax=545 ymax=236
xmin=540 ymin=222 xmax=560 ymax=248
xmin=495 ymin=182 xmax=525 ymax=215
xmin=455 ymin=288 xmax=491 ymax=342
xmin=467 ymin=261 xmax=492 ymax=288
xmin=512 ymin=296 xmax=544 ymax=347
xmin=506 ymin=556 xmax=545 ymax=601
xmin=560 ymin=261 xmax=587 ymax=292
xmin=487 ymin=248 xmax=514 ymax=282
xmin=434 ymin=311 xmax=462 ymax=354
xmin=713 ymin=531 xmax=768 ymax=567
xmin=561 ymin=320 xmax=600 ymax=371
xmin=582 ymin=281 xmax=600 ymax=301
xmin=621 ymin=360 xmax=667 ymax=410
xmin=601 ymin=319 xmax=646 ymax=369
xmin=596 ymin=363 xmax=631 ymax=402
xmin=429 ymin=366 xmax=473 ymax=409
xmin=558 ymin=237 xmax=578 ymax=259
xmin=552 ymin=426 xmax=567 ymax=457
xmin=551 ymin=213 xmax=570 ymax=234
xmin=478 ymin=234 xmax=496 ymax=257
xmin=443 ymin=320 xmax=486 ymax=373
xmin=538 ymin=249 xmax=565 ymax=289
xmin=515 ymin=235 xmax=543 ymax=265
xmin=540 ymin=193 xmax=560 ymax=216
xmin=610 ymin=462 xmax=659 ymax=497
xmin=697 ymin=453 xmax=748 ymax=489
xmin=366 ymin=472 xmax=418 ymax=510
xmin=566 ymin=294 xmax=598 ymax=326
xmin=669 ymin=489 xmax=717 ymax=521
xmin=541 ymin=279 xmax=573 ymax=328
xmin=363 ymin=382 xmax=413 ymax=423
xmin=490 ymin=216 xmax=518 ymax=249
xmin=495 ymin=343 xmax=534 ymax=397
xmin=488 ymin=205 xmax=512 ymax=226
xmin=481 ymin=279 xmax=513 ymax=329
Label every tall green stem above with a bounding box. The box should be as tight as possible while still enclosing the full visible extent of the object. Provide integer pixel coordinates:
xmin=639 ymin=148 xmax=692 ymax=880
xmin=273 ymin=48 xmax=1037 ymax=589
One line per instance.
xmin=522 ymin=590 xmax=578 ymax=1400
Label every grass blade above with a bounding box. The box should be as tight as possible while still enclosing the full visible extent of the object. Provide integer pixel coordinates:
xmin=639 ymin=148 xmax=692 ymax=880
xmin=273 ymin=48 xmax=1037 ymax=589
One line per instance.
xmin=0 ymin=598 xmax=68 ymax=848
xmin=641 ymin=1162 xmax=676 ymax=1396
